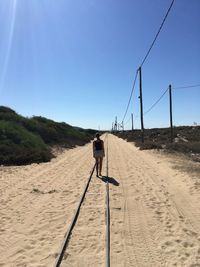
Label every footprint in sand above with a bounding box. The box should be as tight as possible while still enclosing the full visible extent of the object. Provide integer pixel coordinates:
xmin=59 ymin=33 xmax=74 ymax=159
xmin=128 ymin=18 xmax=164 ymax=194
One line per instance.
xmin=183 ymin=228 xmax=198 ymax=237
xmin=166 ymin=221 xmax=173 ymax=229
xmin=182 ymin=241 xmax=194 ymax=248
xmin=175 ymin=239 xmax=181 ymax=243
xmin=155 ymin=209 xmax=163 ymax=215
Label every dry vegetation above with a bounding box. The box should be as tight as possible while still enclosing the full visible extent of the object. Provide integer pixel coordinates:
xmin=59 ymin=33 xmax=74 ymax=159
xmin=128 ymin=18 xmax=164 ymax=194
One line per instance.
xmin=115 ymin=126 xmax=200 ymax=162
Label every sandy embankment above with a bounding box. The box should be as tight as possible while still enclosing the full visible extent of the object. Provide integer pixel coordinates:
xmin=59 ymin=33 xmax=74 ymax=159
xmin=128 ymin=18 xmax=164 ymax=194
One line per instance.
xmin=0 ymin=134 xmax=200 ymax=266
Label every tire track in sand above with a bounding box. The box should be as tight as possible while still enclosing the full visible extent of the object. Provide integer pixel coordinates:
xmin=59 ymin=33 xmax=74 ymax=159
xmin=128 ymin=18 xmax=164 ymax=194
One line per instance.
xmin=109 ymin=134 xmax=200 ymax=266
xmin=109 ymin=135 xmax=164 ymax=267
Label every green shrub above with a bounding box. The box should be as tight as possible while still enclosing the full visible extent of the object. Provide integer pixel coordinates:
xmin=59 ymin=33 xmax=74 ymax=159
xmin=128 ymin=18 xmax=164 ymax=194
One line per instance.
xmin=0 ymin=121 xmax=52 ymax=165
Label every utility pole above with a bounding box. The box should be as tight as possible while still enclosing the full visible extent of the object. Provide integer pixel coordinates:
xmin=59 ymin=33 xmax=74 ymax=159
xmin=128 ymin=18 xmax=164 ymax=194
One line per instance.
xmin=169 ymin=84 xmax=173 ymax=142
xmin=131 ymin=113 xmax=134 ymax=131
xmin=115 ymin=116 xmax=117 ymax=132
xmin=139 ymin=67 xmax=144 ymax=143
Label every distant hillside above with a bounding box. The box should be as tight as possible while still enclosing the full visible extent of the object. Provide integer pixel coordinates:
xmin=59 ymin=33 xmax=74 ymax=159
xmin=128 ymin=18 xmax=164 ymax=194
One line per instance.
xmin=0 ymin=106 xmax=96 ymax=165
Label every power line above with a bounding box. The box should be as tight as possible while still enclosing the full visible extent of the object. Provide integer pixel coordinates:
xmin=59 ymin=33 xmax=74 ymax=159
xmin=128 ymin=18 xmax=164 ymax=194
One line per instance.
xmin=140 ymin=0 xmax=175 ymax=67
xmin=124 ymin=115 xmax=132 ymax=125
xmin=121 ymin=69 xmax=139 ymax=123
xmin=144 ymin=87 xmax=169 ymax=116
xmin=137 ymin=82 xmax=199 ymax=118
xmin=119 ymin=0 xmax=175 ymax=127
xmin=173 ymin=84 xmax=200 ymax=90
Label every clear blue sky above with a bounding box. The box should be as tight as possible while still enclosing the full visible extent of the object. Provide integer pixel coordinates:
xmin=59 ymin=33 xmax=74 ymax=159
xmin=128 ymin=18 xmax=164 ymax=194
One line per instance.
xmin=0 ymin=0 xmax=199 ymax=130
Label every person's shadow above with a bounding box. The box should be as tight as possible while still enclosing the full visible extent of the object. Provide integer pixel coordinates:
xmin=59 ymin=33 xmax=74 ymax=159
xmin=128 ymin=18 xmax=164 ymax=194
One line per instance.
xmin=100 ymin=176 xmax=120 ymax=186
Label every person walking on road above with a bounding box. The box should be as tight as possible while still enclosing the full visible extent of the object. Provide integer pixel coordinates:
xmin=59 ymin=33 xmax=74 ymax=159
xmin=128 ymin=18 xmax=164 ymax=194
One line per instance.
xmin=93 ymin=133 xmax=105 ymax=177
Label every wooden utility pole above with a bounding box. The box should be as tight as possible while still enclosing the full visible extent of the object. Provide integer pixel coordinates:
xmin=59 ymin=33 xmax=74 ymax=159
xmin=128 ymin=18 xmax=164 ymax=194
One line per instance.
xmin=116 ymin=116 xmax=118 ymax=132
xmin=131 ymin=113 xmax=134 ymax=131
xmin=169 ymin=84 xmax=173 ymax=142
xmin=139 ymin=67 xmax=144 ymax=143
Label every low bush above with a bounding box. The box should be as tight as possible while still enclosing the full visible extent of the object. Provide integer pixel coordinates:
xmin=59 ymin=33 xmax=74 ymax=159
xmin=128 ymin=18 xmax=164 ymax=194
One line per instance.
xmin=166 ymin=142 xmax=200 ymax=154
xmin=0 ymin=121 xmax=52 ymax=165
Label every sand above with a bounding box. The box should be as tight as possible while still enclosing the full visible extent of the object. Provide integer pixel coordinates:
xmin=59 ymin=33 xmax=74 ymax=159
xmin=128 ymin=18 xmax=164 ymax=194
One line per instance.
xmin=0 ymin=134 xmax=200 ymax=266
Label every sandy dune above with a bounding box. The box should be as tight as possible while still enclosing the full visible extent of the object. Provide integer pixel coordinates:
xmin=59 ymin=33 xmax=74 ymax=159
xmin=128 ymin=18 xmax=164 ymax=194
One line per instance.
xmin=0 ymin=134 xmax=200 ymax=266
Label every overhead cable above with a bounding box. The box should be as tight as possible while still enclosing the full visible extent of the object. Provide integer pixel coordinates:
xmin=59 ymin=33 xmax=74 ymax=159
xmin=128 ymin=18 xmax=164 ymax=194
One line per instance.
xmin=119 ymin=0 xmax=175 ymax=126
xmin=144 ymin=87 xmax=169 ymax=116
xmin=124 ymin=115 xmax=132 ymax=125
xmin=121 ymin=69 xmax=139 ymax=123
xmin=173 ymin=84 xmax=200 ymax=90
xmin=140 ymin=0 xmax=175 ymax=67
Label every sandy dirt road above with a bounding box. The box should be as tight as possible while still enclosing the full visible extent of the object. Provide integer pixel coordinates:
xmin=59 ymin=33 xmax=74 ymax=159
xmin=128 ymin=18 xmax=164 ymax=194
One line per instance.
xmin=0 ymin=134 xmax=200 ymax=266
xmin=107 ymin=134 xmax=200 ymax=267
